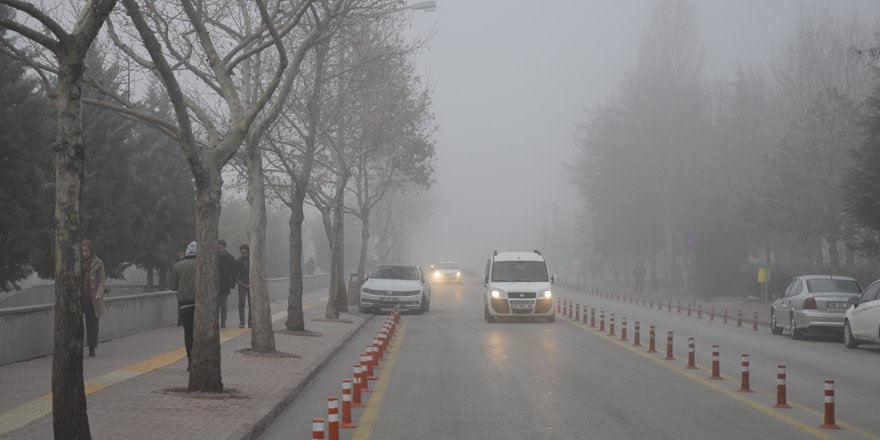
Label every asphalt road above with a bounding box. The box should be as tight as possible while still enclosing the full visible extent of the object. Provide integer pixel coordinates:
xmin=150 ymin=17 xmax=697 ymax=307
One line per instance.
xmin=259 ymin=277 xmax=880 ymax=440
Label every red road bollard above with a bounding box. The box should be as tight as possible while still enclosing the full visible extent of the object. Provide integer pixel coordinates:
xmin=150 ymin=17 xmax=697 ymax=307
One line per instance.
xmin=609 ymin=314 xmax=616 ymax=336
xmin=677 ymin=301 xmax=681 ymax=314
xmin=620 ymin=317 xmax=628 ymax=341
xmin=648 ymin=326 xmax=658 ymax=353
xmin=600 ymin=311 xmax=606 ymax=332
xmin=341 ymin=380 xmax=357 ymax=428
xmin=710 ymin=306 xmax=715 ymax=322
xmin=327 ymin=397 xmax=340 ymax=440
xmin=360 ymin=355 xmax=372 ymax=392
xmin=774 ymin=365 xmax=790 ymax=408
xmin=665 ymin=331 xmax=675 ymax=360
xmin=563 ymin=299 xmax=567 ymax=317
xmin=753 ymin=312 xmax=759 ymax=331
xmin=312 ymin=418 xmax=325 ymax=440
xmin=667 ymin=300 xmax=672 ymax=313
xmin=819 ymin=380 xmax=840 ymax=429
xmin=723 ymin=309 xmax=728 ymax=325
xmin=738 ymin=354 xmax=753 ymax=393
xmin=582 ymin=305 xmax=588 ymax=324
xmin=576 ymin=303 xmax=580 ymax=321
xmin=710 ymin=345 xmax=722 ymax=380
xmin=590 ymin=308 xmax=596 ymax=328
xmin=686 ymin=338 xmax=697 ymax=369
xmin=697 ymin=304 xmax=703 ymax=319
xmin=737 ymin=310 xmax=743 ymax=328
xmin=633 ymin=321 xmax=642 ymax=346
xmin=687 ymin=303 xmax=692 ymax=317
xmin=352 ymin=365 xmax=365 ymax=407
xmin=556 ymin=298 xmax=561 ymax=314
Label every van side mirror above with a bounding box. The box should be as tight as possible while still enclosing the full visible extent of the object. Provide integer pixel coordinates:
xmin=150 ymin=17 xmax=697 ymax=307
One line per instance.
xmin=551 ymin=274 xmax=557 ymax=285
xmin=849 ymin=296 xmax=860 ymax=307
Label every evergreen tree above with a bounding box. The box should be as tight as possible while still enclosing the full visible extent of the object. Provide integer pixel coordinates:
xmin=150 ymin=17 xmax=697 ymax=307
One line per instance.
xmin=845 ymin=78 xmax=880 ymax=254
xmin=0 ymin=51 xmax=53 ymax=290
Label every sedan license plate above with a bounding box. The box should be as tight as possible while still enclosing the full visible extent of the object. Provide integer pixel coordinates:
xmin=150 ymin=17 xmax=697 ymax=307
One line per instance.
xmin=827 ymin=301 xmax=848 ymax=309
xmin=510 ymin=302 xmax=532 ymax=311
xmin=380 ymin=296 xmax=398 ymax=303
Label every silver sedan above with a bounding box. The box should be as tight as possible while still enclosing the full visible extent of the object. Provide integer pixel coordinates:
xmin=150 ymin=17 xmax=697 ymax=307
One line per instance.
xmin=770 ymin=275 xmax=862 ymax=339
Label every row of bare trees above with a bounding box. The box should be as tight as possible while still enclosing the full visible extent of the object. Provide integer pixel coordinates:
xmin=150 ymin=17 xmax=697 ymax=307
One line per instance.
xmin=0 ymin=0 xmax=434 ymax=438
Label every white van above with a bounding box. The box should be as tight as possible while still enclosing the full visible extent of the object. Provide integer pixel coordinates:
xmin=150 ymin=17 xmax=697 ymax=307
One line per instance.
xmin=483 ymin=250 xmax=556 ymax=322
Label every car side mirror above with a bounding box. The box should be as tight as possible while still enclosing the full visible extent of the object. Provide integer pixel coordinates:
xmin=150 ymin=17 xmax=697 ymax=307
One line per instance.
xmin=849 ymin=296 xmax=859 ymax=307
xmin=773 ymin=293 xmax=782 ymax=300
xmin=551 ymin=274 xmax=557 ymax=285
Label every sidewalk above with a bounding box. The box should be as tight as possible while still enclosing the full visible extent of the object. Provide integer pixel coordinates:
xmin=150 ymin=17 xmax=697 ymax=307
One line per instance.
xmin=559 ymin=280 xmax=773 ymax=326
xmin=0 ymin=293 xmax=369 ymax=440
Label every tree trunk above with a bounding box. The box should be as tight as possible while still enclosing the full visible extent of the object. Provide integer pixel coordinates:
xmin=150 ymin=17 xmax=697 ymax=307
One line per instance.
xmin=332 ymin=188 xmax=348 ymax=313
xmin=357 ymin=214 xmax=369 ymax=286
xmin=146 ymin=265 xmax=155 ymax=292
xmin=828 ymin=238 xmax=840 ymax=274
xmin=188 ymin=166 xmax=223 ymax=393
xmin=286 ymin=187 xmax=307 ymax=331
xmin=321 ymin=207 xmax=339 ymax=319
xmin=246 ymin=138 xmax=275 ymax=352
xmin=52 ymin=55 xmax=92 ymax=440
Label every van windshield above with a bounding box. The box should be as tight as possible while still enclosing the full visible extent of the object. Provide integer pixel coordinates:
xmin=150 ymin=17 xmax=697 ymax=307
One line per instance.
xmin=491 ymin=261 xmax=548 ymax=282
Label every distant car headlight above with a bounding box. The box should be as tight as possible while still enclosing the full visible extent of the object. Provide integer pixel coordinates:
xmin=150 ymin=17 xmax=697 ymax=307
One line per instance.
xmin=540 ymin=289 xmax=552 ymax=298
xmin=490 ymin=289 xmax=506 ymax=299
xmin=433 ymin=271 xmax=441 ymax=278
xmin=456 ymin=271 xmax=461 ymax=277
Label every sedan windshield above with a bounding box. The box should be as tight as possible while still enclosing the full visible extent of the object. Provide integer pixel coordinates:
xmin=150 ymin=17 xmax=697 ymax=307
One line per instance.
xmin=806 ymin=279 xmax=861 ymax=294
xmin=372 ymin=265 xmax=419 ymax=281
xmin=492 ymin=261 xmax=548 ymax=282
xmin=437 ymin=262 xmax=459 ymax=269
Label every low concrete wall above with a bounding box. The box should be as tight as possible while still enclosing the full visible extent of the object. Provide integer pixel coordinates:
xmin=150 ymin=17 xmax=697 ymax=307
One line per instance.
xmin=0 ymin=274 xmax=328 ymax=366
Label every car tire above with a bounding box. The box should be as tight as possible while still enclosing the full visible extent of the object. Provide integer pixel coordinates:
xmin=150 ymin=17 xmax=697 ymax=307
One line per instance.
xmin=789 ymin=314 xmax=803 ymax=340
xmin=547 ymin=314 xmax=555 ymax=323
xmin=425 ymin=295 xmax=431 ymax=312
xmin=770 ymin=310 xmax=782 ymax=335
xmin=414 ymin=294 xmax=427 ymax=315
xmin=484 ymin=304 xmax=495 ymax=323
xmin=843 ymin=321 xmax=859 ymax=349
xmin=358 ymin=304 xmax=369 ymax=314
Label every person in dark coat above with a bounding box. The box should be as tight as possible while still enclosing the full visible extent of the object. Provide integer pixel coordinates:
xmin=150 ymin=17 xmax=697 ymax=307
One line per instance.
xmin=172 ymin=241 xmax=197 ymax=370
xmin=217 ymin=240 xmax=236 ymax=328
xmin=81 ymin=239 xmax=106 ymax=357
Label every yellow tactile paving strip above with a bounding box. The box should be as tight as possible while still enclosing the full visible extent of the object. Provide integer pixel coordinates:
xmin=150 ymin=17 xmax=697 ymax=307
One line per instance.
xmin=0 ymin=308 xmax=292 ymax=436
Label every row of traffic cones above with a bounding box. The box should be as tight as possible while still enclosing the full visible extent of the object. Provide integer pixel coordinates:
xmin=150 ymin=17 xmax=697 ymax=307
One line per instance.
xmin=312 ymin=305 xmax=402 ymax=439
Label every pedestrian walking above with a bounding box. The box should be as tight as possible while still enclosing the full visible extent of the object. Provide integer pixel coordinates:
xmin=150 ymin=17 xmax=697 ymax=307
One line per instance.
xmin=172 ymin=241 xmax=197 ymax=370
xmin=235 ymin=244 xmax=251 ymax=328
xmin=81 ymin=239 xmax=106 ymax=357
xmin=217 ymin=240 xmax=236 ymax=328
xmin=634 ymin=258 xmax=647 ymax=294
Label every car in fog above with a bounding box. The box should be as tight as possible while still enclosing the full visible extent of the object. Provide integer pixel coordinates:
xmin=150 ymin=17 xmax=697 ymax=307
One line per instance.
xmin=483 ymin=250 xmax=556 ymax=322
xmin=770 ymin=275 xmax=862 ymax=339
xmin=429 ymin=260 xmax=462 ymax=284
xmin=360 ymin=264 xmax=431 ymax=314
xmin=843 ymin=279 xmax=880 ymax=348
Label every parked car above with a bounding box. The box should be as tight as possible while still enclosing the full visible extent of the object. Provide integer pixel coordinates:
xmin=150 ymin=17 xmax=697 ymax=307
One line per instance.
xmin=430 ymin=260 xmax=463 ymax=284
xmin=359 ymin=264 xmax=431 ymax=314
xmin=483 ymin=250 xmax=555 ymax=322
xmin=770 ymin=275 xmax=862 ymax=339
xmin=843 ymin=279 xmax=880 ymax=348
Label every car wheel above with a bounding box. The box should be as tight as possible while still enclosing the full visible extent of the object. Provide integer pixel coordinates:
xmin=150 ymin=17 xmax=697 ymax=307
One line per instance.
xmin=789 ymin=314 xmax=803 ymax=340
xmin=843 ymin=321 xmax=859 ymax=349
xmin=414 ymin=294 xmax=427 ymax=315
xmin=425 ymin=295 xmax=431 ymax=312
xmin=484 ymin=304 xmax=495 ymax=323
xmin=358 ymin=304 xmax=369 ymax=314
xmin=770 ymin=310 xmax=782 ymax=335
xmin=547 ymin=314 xmax=555 ymax=323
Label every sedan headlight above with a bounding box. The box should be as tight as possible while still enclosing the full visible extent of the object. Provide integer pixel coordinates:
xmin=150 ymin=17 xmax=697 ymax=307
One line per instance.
xmin=540 ymin=289 xmax=552 ymax=299
xmin=433 ymin=271 xmax=441 ymax=278
xmin=490 ymin=289 xmax=506 ymax=299
xmin=456 ymin=271 xmax=461 ymax=277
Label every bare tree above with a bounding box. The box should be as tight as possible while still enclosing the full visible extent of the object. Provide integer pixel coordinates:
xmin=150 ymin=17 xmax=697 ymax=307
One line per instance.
xmin=0 ymin=0 xmax=117 ymax=436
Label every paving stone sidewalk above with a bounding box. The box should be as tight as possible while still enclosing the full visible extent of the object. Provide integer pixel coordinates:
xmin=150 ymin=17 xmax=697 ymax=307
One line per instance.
xmin=0 ymin=297 xmax=369 ymax=440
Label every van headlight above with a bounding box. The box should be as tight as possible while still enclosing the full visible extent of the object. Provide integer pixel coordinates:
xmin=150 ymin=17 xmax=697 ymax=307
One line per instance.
xmin=490 ymin=289 xmax=506 ymax=299
xmin=456 ymin=271 xmax=461 ymax=277
xmin=433 ymin=271 xmax=441 ymax=278
xmin=540 ymin=289 xmax=552 ymax=298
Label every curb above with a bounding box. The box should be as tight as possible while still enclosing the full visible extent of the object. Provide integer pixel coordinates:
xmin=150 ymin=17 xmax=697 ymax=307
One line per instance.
xmin=229 ymin=312 xmax=374 ymax=440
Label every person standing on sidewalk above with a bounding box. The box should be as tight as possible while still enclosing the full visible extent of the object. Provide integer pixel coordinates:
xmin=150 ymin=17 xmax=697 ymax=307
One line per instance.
xmin=217 ymin=240 xmax=236 ymax=328
xmin=235 ymin=244 xmax=251 ymax=328
xmin=81 ymin=239 xmax=106 ymax=357
xmin=634 ymin=258 xmax=647 ymax=294
xmin=172 ymin=241 xmax=197 ymax=370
